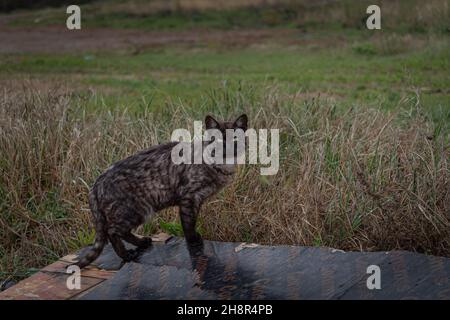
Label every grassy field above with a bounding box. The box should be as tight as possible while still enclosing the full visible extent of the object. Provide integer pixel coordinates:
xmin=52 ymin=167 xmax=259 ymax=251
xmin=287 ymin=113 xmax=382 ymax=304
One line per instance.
xmin=7 ymin=0 xmax=449 ymax=32
xmin=0 ymin=0 xmax=449 ymax=284
xmin=2 ymin=39 xmax=449 ymax=117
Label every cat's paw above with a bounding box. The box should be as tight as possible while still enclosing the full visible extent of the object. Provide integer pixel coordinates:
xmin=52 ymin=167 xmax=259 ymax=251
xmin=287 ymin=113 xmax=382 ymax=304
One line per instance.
xmin=123 ymin=249 xmax=140 ymax=262
xmin=139 ymin=237 xmax=153 ymax=249
xmin=187 ymin=234 xmax=203 ymax=248
xmin=187 ymin=242 xmax=204 ymax=257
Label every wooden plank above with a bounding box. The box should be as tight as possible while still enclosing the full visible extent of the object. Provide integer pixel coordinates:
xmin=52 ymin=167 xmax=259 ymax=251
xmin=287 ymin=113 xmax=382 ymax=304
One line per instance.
xmin=0 ymin=233 xmax=172 ymax=300
xmin=42 ymin=260 xmax=117 ymax=280
xmin=0 ymin=271 xmax=104 ymax=300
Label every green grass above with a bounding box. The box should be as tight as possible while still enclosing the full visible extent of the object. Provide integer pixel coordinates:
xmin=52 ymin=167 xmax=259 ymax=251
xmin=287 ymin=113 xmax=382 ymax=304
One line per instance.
xmin=7 ymin=0 xmax=450 ymax=33
xmin=9 ymin=5 xmax=297 ymax=30
xmin=159 ymin=220 xmax=184 ymax=237
xmin=2 ymin=37 xmax=448 ymax=124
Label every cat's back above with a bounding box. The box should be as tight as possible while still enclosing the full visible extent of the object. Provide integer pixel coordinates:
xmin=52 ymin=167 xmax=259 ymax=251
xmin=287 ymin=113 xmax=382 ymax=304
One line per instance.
xmin=93 ymin=141 xmax=179 ymax=189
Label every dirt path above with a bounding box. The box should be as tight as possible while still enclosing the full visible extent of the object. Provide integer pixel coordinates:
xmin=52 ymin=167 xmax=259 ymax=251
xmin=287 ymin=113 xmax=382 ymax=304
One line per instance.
xmin=0 ymin=23 xmax=305 ymax=54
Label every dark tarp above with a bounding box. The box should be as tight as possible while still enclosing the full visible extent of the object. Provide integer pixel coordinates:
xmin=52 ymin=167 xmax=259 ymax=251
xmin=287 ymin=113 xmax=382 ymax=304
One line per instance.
xmin=76 ymin=237 xmax=450 ymax=300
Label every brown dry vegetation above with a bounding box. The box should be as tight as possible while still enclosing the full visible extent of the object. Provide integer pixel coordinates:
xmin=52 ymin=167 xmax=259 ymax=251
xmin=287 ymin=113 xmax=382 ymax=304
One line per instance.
xmin=0 ymin=83 xmax=448 ymax=281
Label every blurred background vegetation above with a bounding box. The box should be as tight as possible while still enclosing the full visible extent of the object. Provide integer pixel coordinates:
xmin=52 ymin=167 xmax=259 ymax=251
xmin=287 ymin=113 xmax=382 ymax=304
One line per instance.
xmin=2 ymin=0 xmax=449 ymax=32
xmin=0 ymin=0 xmax=93 ymax=12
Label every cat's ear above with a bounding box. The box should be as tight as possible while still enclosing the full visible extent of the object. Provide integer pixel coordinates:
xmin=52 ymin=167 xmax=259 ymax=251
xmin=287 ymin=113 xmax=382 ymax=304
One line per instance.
xmin=205 ymin=115 xmax=220 ymax=130
xmin=233 ymin=114 xmax=248 ymax=131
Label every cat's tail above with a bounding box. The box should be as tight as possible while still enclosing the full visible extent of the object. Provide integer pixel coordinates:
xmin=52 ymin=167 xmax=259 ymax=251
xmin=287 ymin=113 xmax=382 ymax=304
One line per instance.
xmin=73 ymin=191 xmax=107 ymax=269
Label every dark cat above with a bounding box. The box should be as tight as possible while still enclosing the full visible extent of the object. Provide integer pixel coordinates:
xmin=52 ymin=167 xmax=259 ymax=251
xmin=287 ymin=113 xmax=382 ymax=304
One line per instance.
xmin=74 ymin=114 xmax=248 ymax=268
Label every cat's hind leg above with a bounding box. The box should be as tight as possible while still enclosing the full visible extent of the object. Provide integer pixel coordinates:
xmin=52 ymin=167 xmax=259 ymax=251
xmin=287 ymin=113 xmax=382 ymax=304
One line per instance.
xmin=123 ymin=232 xmax=152 ymax=249
xmin=108 ymin=229 xmax=139 ymax=262
xmin=106 ymin=203 xmax=145 ymax=261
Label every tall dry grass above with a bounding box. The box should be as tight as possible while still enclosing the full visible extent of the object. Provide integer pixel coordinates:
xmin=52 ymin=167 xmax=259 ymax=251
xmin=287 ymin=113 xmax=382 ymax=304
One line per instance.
xmin=0 ymin=84 xmax=449 ymax=282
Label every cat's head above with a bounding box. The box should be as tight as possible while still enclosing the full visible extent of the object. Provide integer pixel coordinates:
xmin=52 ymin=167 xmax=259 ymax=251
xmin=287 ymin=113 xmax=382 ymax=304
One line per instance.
xmin=204 ymin=114 xmax=248 ymax=164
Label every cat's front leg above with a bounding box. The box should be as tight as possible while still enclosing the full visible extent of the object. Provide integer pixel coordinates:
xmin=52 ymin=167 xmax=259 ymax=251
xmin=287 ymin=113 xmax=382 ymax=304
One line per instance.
xmin=179 ymin=201 xmax=203 ymax=247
